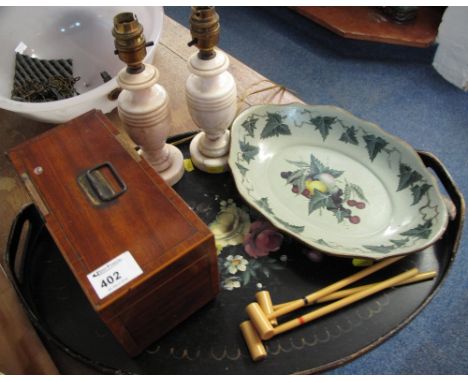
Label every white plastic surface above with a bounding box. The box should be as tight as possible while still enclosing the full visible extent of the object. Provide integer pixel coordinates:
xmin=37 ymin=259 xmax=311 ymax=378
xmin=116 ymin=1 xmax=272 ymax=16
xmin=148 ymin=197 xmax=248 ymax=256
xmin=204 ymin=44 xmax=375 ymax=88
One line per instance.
xmin=0 ymin=6 xmax=164 ymax=123
xmin=432 ymin=7 xmax=468 ymax=91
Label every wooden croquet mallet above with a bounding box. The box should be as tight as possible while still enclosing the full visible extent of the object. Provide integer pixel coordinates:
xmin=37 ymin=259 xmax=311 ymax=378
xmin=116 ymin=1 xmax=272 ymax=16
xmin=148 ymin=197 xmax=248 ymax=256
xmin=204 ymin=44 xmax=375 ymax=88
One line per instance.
xmin=248 ymin=267 xmax=419 ymax=343
xmin=271 ymin=270 xmax=437 ymax=310
xmin=247 ymin=255 xmax=405 ymax=333
xmin=241 ymin=267 xmax=420 ymax=361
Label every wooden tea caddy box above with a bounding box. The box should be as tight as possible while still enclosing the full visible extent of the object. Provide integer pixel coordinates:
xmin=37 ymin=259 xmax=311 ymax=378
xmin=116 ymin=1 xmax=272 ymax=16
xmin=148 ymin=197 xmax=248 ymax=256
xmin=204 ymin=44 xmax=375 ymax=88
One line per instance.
xmin=7 ymin=110 xmax=219 ymax=356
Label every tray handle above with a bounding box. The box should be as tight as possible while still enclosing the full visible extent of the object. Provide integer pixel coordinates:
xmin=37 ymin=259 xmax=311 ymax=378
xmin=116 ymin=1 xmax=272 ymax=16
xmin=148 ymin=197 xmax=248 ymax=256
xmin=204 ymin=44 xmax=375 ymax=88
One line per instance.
xmin=417 ymin=150 xmax=465 ymax=253
xmin=3 ymin=203 xmax=46 ymax=327
xmin=3 ymin=203 xmax=125 ymax=374
xmin=4 ymin=204 xmax=44 ymax=285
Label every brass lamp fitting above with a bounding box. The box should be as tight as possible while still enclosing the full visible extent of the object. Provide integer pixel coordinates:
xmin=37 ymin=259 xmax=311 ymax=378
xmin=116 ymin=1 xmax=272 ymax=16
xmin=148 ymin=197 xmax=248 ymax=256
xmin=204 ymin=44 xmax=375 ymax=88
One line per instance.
xmin=112 ymin=12 xmax=154 ymax=73
xmin=188 ymin=6 xmax=220 ymax=60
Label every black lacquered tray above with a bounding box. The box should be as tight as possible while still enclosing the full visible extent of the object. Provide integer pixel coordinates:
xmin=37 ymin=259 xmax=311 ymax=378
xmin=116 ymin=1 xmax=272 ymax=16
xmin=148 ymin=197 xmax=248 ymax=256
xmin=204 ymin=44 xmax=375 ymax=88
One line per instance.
xmin=4 ymin=134 xmax=464 ymax=374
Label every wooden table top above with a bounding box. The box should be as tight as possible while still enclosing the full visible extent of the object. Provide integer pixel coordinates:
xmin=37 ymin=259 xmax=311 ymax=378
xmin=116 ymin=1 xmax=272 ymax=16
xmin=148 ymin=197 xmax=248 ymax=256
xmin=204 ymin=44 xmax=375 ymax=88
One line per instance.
xmin=0 ymin=15 xmax=301 ymax=374
xmin=292 ymin=6 xmax=443 ymax=48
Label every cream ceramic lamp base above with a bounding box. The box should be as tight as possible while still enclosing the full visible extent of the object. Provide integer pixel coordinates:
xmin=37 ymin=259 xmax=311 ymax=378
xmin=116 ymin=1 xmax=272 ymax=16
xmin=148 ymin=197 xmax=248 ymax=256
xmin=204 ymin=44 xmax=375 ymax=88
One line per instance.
xmin=136 ymin=143 xmax=185 ymax=186
xmin=189 ymin=131 xmax=230 ymax=173
xmin=186 ymin=49 xmax=237 ymax=174
xmin=154 ymin=144 xmax=184 ymax=185
xmin=118 ymin=64 xmax=184 ymax=186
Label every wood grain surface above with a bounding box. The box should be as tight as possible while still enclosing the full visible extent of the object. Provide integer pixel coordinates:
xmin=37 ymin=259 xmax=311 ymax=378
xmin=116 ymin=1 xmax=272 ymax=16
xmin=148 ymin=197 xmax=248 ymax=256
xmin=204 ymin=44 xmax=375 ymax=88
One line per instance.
xmin=0 ymin=15 xmax=301 ymax=374
xmin=292 ymin=6 xmax=443 ymax=48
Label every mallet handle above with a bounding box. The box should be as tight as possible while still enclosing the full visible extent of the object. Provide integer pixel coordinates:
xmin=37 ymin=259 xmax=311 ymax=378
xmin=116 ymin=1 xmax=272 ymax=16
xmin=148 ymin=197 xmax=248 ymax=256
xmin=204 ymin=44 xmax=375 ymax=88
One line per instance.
xmin=273 ymin=271 xmax=437 ymax=309
xmin=273 ymin=268 xmax=419 ymax=336
xmin=269 ymin=255 xmax=405 ymax=320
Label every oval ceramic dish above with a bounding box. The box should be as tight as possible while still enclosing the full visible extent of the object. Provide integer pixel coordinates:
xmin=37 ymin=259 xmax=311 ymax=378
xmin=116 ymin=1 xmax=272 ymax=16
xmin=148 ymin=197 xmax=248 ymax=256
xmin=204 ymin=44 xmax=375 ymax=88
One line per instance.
xmin=229 ymin=104 xmax=449 ymax=259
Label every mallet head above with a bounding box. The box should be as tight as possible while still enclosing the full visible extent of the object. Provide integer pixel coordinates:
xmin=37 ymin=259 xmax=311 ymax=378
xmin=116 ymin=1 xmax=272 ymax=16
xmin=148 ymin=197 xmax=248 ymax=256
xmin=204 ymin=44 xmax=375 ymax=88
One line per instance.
xmin=255 ymin=291 xmax=278 ymax=326
xmin=239 ymin=320 xmax=267 ymax=362
xmin=246 ymin=302 xmax=275 ymax=340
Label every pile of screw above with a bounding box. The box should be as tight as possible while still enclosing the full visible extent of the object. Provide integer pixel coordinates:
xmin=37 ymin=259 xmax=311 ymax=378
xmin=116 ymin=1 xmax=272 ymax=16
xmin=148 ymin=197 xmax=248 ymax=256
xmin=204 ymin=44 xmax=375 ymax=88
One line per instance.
xmin=12 ymin=76 xmax=80 ymax=102
xmin=11 ymin=53 xmax=80 ymax=102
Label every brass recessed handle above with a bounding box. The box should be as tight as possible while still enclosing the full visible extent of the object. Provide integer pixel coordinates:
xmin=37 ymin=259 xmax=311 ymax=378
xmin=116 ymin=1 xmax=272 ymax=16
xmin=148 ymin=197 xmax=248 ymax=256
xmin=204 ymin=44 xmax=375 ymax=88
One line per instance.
xmin=78 ymin=162 xmax=127 ymax=205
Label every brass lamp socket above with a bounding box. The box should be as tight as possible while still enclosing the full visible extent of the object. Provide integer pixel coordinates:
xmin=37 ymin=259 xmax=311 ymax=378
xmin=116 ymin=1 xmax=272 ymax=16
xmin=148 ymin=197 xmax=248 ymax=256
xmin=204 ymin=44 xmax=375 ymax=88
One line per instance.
xmin=113 ymin=12 xmax=152 ymax=73
xmin=188 ymin=6 xmax=220 ymax=60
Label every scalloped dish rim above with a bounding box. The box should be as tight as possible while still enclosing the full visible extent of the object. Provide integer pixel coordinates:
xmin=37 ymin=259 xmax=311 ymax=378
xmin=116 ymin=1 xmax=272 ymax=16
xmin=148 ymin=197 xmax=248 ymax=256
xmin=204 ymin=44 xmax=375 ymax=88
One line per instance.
xmin=228 ymin=103 xmax=449 ymax=260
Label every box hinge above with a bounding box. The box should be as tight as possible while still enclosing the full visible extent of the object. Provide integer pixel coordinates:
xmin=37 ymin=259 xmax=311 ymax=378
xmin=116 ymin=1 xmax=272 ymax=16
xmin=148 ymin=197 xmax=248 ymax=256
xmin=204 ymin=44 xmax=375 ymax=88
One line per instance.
xmin=20 ymin=172 xmax=50 ymax=217
xmin=115 ymin=132 xmax=141 ymax=163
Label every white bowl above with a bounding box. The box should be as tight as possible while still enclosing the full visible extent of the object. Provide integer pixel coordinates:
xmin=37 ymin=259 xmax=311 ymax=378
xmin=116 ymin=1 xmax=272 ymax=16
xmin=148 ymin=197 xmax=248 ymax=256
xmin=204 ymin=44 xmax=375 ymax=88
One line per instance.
xmin=0 ymin=6 xmax=164 ymax=123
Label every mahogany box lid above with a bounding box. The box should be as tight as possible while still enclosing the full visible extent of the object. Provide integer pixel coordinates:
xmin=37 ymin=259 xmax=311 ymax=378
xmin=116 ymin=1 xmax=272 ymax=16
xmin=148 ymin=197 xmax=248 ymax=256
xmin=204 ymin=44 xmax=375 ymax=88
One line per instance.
xmin=7 ymin=110 xmax=214 ymax=311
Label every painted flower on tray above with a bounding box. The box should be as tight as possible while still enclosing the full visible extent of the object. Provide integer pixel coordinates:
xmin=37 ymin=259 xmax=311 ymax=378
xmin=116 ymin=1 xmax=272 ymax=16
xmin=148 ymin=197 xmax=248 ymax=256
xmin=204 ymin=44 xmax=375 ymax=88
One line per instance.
xmin=222 ymin=276 xmax=241 ymax=291
xmin=244 ymin=220 xmax=284 ymax=258
xmin=209 ymin=199 xmax=251 ymax=254
xmin=224 ymin=254 xmax=248 ymax=274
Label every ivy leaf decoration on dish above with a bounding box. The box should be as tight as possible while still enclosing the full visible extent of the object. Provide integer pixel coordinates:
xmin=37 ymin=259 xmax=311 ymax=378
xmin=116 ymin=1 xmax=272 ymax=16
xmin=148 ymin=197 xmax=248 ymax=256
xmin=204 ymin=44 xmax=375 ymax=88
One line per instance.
xmin=286 ymin=169 xmax=305 ymax=184
xmin=309 ymin=153 xmax=326 ymax=175
xmin=316 ymin=238 xmax=332 ymax=247
xmin=235 ymin=162 xmax=249 ymax=177
xmin=390 ymin=238 xmax=410 ymax=247
xmin=363 ymin=134 xmax=388 ymax=161
xmin=339 ymin=126 xmax=359 ymax=145
xmin=411 ymin=183 xmax=432 ymax=205
xmin=242 ymin=116 xmax=258 ymax=138
xmin=260 ymin=112 xmax=291 ymax=139
xmin=401 ymin=220 xmax=433 ymax=239
xmin=310 ymin=116 xmax=336 ymax=141
xmin=310 ymin=153 xmax=344 ymax=179
xmin=308 ymin=191 xmax=330 ymax=215
xmin=325 ymin=168 xmax=344 ymax=179
xmin=349 ymin=183 xmax=369 ymax=203
xmin=255 ymin=197 xmax=274 ymax=215
xmin=397 ymin=163 xmax=423 ymax=192
xmin=239 ymin=139 xmax=259 ymax=164
xmin=274 ymin=216 xmax=305 ymax=233
xmin=363 ymin=244 xmax=396 ymax=254
xmin=286 ymin=159 xmax=309 ymax=168
xmin=343 ymin=183 xmax=352 ymax=202
xmin=334 ymin=208 xmax=351 ymax=223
